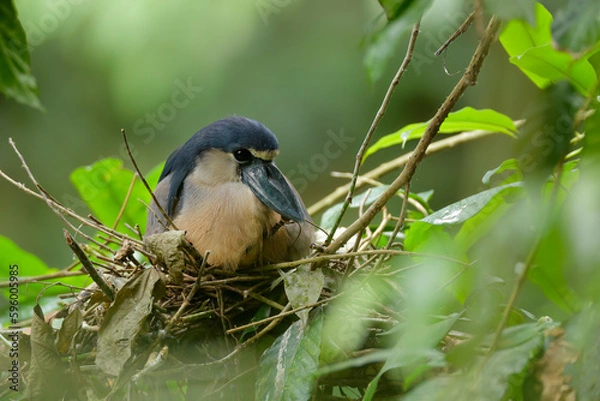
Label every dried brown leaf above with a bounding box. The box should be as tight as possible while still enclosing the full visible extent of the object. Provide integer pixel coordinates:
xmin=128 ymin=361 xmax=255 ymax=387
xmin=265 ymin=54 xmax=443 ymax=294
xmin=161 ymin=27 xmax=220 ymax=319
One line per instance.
xmin=145 ymin=230 xmax=188 ymax=284
xmin=56 ymin=308 xmax=83 ymax=355
xmin=95 ymin=268 xmax=165 ymax=376
xmin=26 ymin=304 xmax=69 ymax=401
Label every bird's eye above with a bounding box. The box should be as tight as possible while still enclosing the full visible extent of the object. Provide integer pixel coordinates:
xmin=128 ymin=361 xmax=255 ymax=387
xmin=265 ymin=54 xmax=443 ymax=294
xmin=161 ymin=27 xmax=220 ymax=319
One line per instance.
xmin=233 ymin=149 xmax=253 ymax=163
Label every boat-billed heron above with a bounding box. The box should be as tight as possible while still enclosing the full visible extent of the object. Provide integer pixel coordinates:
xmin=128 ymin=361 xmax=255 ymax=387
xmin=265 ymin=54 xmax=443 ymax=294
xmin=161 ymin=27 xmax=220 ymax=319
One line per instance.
xmin=146 ymin=116 xmax=313 ymax=270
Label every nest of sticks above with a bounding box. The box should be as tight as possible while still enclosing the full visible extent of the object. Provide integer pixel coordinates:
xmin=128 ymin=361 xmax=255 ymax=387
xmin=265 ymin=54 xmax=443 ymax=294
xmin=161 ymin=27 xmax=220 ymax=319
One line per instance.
xmin=2 ymin=136 xmax=406 ymax=400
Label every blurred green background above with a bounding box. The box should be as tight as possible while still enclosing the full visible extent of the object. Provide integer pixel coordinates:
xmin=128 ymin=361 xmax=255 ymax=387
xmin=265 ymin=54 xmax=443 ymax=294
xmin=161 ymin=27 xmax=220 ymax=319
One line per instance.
xmin=1 ymin=0 xmax=538 ymax=268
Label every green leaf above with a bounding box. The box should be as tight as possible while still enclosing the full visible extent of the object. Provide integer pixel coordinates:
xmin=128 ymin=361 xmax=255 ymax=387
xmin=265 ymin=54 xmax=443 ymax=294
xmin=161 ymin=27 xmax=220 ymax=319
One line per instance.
xmin=70 ymin=158 xmax=162 ymax=234
xmin=366 ymin=312 xmax=460 ymax=397
xmin=256 ymin=312 xmax=323 ymax=401
xmin=0 ymin=235 xmax=52 ymax=279
xmin=421 ymin=182 xmax=523 ymax=226
xmin=501 ymin=2 xmax=552 ymax=50
xmin=403 ymin=222 xmax=472 ymax=303
xmin=283 ymin=265 xmax=324 ymax=325
xmin=510 ymin=44 xmax=597 ymax=95
xmin=481 ymin=0 xmax=536 ymax=24
xmin=552 ymin=0 xmax=600 ymax=53
xmin=95 ymin=268 xmax=165 ymax=376
xmin=320 ymin=277 xmax=397 ymax=365
xmin=241 ymin=304 xmax=271 ymax=340
xmin=377 ymin=0 xmax=404 ymax=21
xmin=528 ymin=222 xmax=583 ymax=313
xmin=316 ymin=349 xmax=391 ymax=377
xmin=365 ymin=0 xmax=433 ymax=82
xmin=403 ymin=221 xmax=438 ymax=252
xmin=364 ymin=349 xmax=445 ymax=400
xmin=454 ymin=188 xmax=520 ymax=251
xmin=0 ymin=0 xmax=42 ymax=109
xmin=363 ymin=108 xmax=517 ymax=161
xmin=377 ymin=0 xmax=429 ymax=21
xmin=482 ymin=158 xmax=522 ymax=186
xmin=499 ymin=3 xmax=598 ymax=96
xmin=0 ymin=236 xmax=88 ymax=326
xmin=403 ymin=321 xmax=552 ymax=401
xmin=499 ymin=2 xmax=553 ymax=91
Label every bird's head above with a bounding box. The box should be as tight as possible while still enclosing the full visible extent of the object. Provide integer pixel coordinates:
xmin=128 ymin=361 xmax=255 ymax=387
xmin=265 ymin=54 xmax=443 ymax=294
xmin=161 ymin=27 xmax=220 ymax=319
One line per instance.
xmin=160 ymin=116 xmax=308 ymax=223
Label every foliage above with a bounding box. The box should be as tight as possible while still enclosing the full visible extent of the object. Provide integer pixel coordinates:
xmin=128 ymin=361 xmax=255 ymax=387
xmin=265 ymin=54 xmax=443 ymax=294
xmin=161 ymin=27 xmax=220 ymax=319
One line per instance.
xmin=70 ymin=158 xmax=163 ymax=235
xmin=0 ymin=0 xmax=41 ymax=109
xmin=499 ymin=2 xmax=598 ymax=96
xmin=363 ymin=107 xmax=518 ymax=161
xmin=1 ymin=1 xmax=599 ymax=400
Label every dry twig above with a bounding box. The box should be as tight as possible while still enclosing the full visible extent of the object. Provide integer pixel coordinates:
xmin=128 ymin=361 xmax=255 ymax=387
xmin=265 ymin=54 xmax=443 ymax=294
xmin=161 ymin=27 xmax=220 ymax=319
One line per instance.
xmin=324 ymin=21 xmax=422 ymax=245
xmin=64 ymin=230 xmax=115 ymax=301
xmin=322 ymin=16 xmax=501 ymax=256
xmin=308 ymin=128 xmax=509 ymax=216
xmin=121 ymin=128 xmax=178 ymax=231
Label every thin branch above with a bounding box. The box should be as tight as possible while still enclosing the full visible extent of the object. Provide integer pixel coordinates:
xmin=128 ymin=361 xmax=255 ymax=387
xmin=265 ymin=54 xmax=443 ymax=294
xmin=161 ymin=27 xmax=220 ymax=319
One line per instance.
xmin=308 ymin=127 xmax=516 ymax=216
xmin=227 ymin=296 xmax=335 ymax=335
xmin=8 ymin=138 xmax=116 ymax=254
xmin=112 ymin=173 xmax=137 ymax=230
xmin=488 ymin=235 xmax=541 ymax=354
xmin=488 ymin=158 xmax=567 ymax=354
xmin=64 ymin=230 xmax=115 ymax=301
xmin=121 ymin=128 xmax=178 ymax=231
xmin=323 ymin=16 xmax=501 ymax=255
xmin=0 ymin=270 xmax=86 ymax=289
xmin=163 ymin=251 xmax=210 ymax=333
xmin=225 ymin=287 xmax=286 ymax=311
xmin=573 ymin=80 xmax=600 ymax=130
xmin=384 ymin=182 xmax=410 ymax=252
xmin=139 ymin=199 xmax=170 ymax=232
xmin=238 ymin=304 xmax=292 ymax=346
xmin=330 ymin=172 xmax=429 ymax=215
xmin=435 ymin=11 xmax=476 ymax=56
xmin=358 ymin=208 xmax=390 ymax=252
xmin=253 ymin=249 xmax=470 ymax=272
xmin=0 ymin=159 xmax=147 ymax=251
xmin=324 ymin=21 xmax=421 ymax=246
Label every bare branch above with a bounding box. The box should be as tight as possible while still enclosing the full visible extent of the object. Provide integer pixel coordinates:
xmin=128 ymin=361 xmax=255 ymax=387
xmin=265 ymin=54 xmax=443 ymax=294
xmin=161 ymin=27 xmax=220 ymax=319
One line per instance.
xmin=64 ymin=230 xmax=115 ymax=301
xmin=112 ymin=173 xmax=137 ymax=230
xmin=0 ymin=270 xmax=86 ymax=289
xmin=435 ymin=11 xmax=476 ymax=56
xmin=121 ymin=128 xmax=178 ymax=232
xmin=324 ymin=21 xmax=421 ymax=245
xmin=308 ymin=127 xmax=515 ymax=216
xmin=323 ymin=16 xmax=501 ymax=255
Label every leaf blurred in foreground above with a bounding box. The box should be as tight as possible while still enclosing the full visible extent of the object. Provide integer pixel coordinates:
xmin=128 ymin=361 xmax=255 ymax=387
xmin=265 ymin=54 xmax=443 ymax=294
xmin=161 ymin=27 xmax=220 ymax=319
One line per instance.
xmin=0 ymin=0 xmax=42 ymax=109
xmin=256 ymin=311 xmax=323 ymax=401
xmin=552 ymin=0 xmax=600 ymax=54
xmin=404 ymin=320 xmax=554 ymax=401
